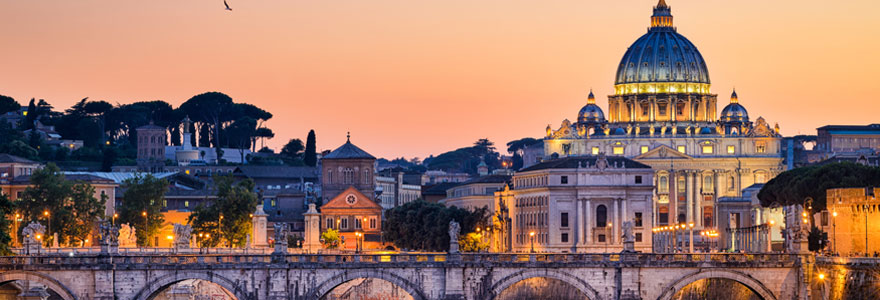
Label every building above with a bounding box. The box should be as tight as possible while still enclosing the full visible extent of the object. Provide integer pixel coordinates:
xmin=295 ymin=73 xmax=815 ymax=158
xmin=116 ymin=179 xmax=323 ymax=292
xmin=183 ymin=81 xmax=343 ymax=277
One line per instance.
xmin=496 ymin=155 xmax=654 ymax=253
xmin=0 ymin=154 xmax=41 ymax=184
xmin=716 ymin=184 xmax=783 ymax=252
xmin=420 ymin=170 xmax=471 ymax=185
xmin=539 ymin=0 xmax=784 ymax=233
xmin=374 ymin=172 xmax=422 ymax=210
xmin=320 ymin=135 xmax=376 ymax=203
xmin=22 ymin=120 xmax=83 ymax=151
xmin=817 ymin=124 xmax=880 ymax=154
xmin=232 ymin=166 xmax=319 ymax=191
xmin=421 ymin=182 xmax=461 ymax=203
xmin=821 ymin=187 xmax=880 ymax=256
xmin=441 ymin=174 xmax=511 ymax=213
xmin=319 ymin=186 xmax=385 ymax=251
xmin=4 ymin=173 xmax=118 ymax=219
xmin=136 ymin=122 xmax=167 ymax=172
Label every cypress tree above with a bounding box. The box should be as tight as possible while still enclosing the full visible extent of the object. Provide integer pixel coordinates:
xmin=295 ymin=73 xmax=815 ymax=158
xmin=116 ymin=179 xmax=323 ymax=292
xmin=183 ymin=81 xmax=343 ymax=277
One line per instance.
xmin=304 ymin=130 xmax=317 ymax=167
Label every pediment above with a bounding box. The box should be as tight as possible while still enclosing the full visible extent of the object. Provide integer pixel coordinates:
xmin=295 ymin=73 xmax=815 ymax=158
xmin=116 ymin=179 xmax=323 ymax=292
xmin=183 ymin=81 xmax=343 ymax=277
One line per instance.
xmin=320 ymin=186 xmax=382 ymax=210
xmin=634 ymin=145 xmax=692 ymax=160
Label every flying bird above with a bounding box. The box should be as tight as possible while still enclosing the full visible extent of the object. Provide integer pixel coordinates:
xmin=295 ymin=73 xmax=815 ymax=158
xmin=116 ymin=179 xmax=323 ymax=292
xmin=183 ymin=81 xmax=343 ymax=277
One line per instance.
xmin=223 ymin=0 xmax=232 ymax=11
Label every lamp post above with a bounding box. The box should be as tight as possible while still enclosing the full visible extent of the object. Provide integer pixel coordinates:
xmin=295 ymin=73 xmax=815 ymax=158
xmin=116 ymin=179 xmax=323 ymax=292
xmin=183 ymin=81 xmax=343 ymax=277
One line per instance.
xmin=688 ymin=222 xmax=695 ymax=253
xmin=832 ymin=211 xmax=837 ymax=255
xmin=605 ymin=222 xmax=612 ymax=253
xmin=141 ymin=211 xmax=148 ymax=247
xmin=355 ymin=232 xmax=362 ymax=253
xmin=529 ymin=231 xmax=535 ymax=253
xmin=43 ymin=210 xmax=50 ymax=247
xmin=112 ymin=213 xmax=118 ymax=226
xmin=13 ymin=213 xmax=19 ymax=247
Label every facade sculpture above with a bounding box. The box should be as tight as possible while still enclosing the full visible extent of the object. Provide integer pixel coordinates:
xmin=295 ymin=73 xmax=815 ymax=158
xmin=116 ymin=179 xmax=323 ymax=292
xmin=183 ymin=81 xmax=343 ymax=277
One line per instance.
xmin=273 ymin=222 xmax=289 ymax=254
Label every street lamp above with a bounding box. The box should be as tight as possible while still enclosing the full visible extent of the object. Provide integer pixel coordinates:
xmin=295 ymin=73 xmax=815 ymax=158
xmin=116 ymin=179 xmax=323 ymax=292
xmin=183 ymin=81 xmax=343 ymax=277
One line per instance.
xmin=43 ymin=210 xmax=50 ymax=247
xmin=605 ymin=222 xmax=612 ymax=253
xmin=832 ymin=211 xmax=838 ymax=255
xmin=529 ymin=231 xmax=536 ymax=253
xmin=112 ymin=213 xmax=118 ymax=226
xmin=141 ymin=211 xmax=148 ymax=247
xmin=355 ymin=232 xmax=363 ymax=253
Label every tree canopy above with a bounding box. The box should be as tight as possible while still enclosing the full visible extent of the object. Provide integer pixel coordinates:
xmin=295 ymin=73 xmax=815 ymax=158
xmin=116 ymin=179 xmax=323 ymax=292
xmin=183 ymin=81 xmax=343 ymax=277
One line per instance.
xmin=425 ymin=139 xmax=502 ymax=175
xmin=0 ymin=95 xmax=19 ymax=115
xmin=383 ymin=200 xmax=488 ymax=251
xmin=758 ymin=162 xmax=880 ymax=211
xmin=189 ymin=176 xmax=260 ymax=248
xmin=304 ymin=130 xmax=317 ymax=167
xmin=118 ymin=173 xmax=169 ymax=247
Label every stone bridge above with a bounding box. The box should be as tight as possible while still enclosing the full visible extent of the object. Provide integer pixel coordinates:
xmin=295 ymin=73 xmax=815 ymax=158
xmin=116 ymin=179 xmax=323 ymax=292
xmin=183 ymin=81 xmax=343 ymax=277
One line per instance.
xmin=0 ymin=252 xmax=816 ymax=300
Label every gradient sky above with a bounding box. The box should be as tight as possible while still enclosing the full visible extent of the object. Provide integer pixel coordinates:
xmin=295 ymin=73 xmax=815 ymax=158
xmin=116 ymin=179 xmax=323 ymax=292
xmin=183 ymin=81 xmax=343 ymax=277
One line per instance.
xmin=1 ymin=0 xmax=878 ymax=159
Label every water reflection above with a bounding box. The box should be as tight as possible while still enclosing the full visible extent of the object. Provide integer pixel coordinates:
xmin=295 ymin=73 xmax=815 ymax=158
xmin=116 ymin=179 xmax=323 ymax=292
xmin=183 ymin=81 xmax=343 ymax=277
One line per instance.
xmin=322 ymin=278 xmax=414 ymax=300
xmin=496 ymin=277 xmax=586 ymax=300
xmin=673 ymin=278 xmax=760 ymax=300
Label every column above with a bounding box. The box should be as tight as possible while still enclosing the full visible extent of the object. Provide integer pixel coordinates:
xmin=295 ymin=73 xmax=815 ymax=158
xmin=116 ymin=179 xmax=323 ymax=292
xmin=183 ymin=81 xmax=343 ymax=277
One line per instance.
xmin=577 ymin=199 xmax=584 ymax=247
xmin=613 ymin=199 xmax=619 ymax=244
xmin=695 ymin=173 xmax=703 ymax=228
xmin=586 ymin=200 xmax=592 ymax=245
xmin=671 ymin=170 xmax=678 ymax=224
xmin=686 ymin=171 xmax=694 ymax=224
xmin=621 ymin=198 xmax=628 ymax=235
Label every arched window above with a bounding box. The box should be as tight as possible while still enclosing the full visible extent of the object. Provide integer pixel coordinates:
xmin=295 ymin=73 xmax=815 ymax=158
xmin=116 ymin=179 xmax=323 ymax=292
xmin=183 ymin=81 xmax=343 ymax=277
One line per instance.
xmin=327 ymin=169 xmax=333 ymax=183
xmin=344 ymin=168 xmax=353 ymax=184
xmin=596 ymin=205 xmax=608 ymax=227
xmin=728 ymin=176 xmax=736 ymax=191
xmin=704 ymin=175 xmax=713 ymax=191
xmin=363 ymin=168 xmax=370 ymax=184
xmin=658 ymin=176 xmax=669 ymax=193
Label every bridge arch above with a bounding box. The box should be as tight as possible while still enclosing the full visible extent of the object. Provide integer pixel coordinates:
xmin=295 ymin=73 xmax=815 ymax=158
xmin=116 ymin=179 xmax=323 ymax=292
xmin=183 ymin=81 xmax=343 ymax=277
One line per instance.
xmin=0 ymin=270 xmax=77 ymax=300
xmin=309 ymin=269 xmax=427 ymax=300
xmin=132 ymin=271 xmax=246 ymax=300
xmin=657 ymin=269 xmax=777 ymax=300
xmin=485 ymin=269 xmax=601 ymax=300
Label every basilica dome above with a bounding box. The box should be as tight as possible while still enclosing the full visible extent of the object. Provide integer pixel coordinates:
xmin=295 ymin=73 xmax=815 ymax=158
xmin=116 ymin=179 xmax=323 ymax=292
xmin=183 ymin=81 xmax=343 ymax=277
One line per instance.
xmin=720 ymin=90 xmax=749 ymax=123
xmin=614 ymin=0 xmax=710 ymax=93
xmin=578 ymin=90 xmax=606 ymax=125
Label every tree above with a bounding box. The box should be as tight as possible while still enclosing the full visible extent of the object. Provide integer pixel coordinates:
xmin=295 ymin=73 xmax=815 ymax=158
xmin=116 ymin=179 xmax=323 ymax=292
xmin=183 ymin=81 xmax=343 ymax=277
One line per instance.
xmin=281 ymin=138 xmax=304 ymax=164
xmin=383 ymin=200 xmax=488 ymax=251
xmin=101 ymin=147 xmax=118 ymax=172
xmin=0 ymin=140 xmax=38 ymax=160
xmin=758 ymin=162 xmax=880 ymax=211
xmin=23 ymin=98 xmax=36 ymax=130
xmin=321 ymin=228 xmax=340 ymax=249
xmin=15 ymin=163 xmax=106 ymax=246
xmin=253 ymin=127 xmax=275 ymax=152
xmin=0 ymin=193 xmax=14 ymax=255
xmin=458 ymin=232 xmax=489 ymax=252
xmin=0 ymin=94 xmax=19 ymax=115
xmin=189 ymin=176 xmax=260 ymax=248
xmin=507 ymin=137 xmax=540 ymax=170
xmin=118 ymin=173 xmax=168 ymax=247
xmin=304 ymin=130 xmax=317 ymax=167
xmin=179 ymin=92 xmax=234 ymax=159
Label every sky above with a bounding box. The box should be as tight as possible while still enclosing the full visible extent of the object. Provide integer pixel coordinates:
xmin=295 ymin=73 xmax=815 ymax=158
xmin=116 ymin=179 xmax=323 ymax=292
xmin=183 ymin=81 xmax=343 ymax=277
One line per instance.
xmin=1 ymin=0 xmax=879 ymax=159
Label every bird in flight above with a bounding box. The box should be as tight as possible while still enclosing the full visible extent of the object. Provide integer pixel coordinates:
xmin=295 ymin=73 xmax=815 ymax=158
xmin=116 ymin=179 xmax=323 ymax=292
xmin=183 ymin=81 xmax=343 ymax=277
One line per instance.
xmin=223 ymin=0 xmax=232 ymax=11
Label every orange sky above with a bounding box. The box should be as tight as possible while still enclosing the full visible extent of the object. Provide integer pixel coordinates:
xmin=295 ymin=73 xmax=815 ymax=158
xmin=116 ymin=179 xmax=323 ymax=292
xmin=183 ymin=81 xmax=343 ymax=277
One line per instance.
xmin=1 ymin=0 xmax=878 ymax=159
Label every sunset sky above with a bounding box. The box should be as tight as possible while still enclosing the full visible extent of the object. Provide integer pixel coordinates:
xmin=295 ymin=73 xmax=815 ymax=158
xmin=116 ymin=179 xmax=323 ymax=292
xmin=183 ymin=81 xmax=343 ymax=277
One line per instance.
xmin=1 ymin=0 xmax=878 ymax=159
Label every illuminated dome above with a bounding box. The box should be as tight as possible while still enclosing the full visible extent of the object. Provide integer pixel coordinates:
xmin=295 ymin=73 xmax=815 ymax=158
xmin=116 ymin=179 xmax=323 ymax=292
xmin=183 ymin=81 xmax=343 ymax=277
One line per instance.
xmin=578 ymin=90 xmax=605 ymax=125
xmin=614 ymin=0 xmax=710 ymax=95
xmin=720 ymin=90 xmax=749 ymax=123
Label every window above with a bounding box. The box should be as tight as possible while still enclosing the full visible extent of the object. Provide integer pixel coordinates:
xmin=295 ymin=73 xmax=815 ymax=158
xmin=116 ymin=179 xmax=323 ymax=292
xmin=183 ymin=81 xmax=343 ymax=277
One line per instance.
xmin=704 ymin=176 xmax=714 ymax=190
xmin=641 ymin=103 xmax=649 ymax=116
xmin=561 ymin=233 xmax=569 ymax=243
xmin=598 ymin=234 xmax=606 ymax=243
xmin=658 ymin=206 xmax=669 ymax=224
xmin=756 ymin=141 xmax=767 ymax=153
xmin=326 ymin=218 xmax=334 ymax=229
xmin=370 ymin=217 xmax=377 ymax=229
xmin=561 ymin=213 xmax=569 ymax=227
xmin=634 ymin=212 xmax=643 ymax=227
xmin=163 ymin=200 xmax=167 ymax=207
xmin=676 ymin=103 xmax=685 ymax=115
xmin=641 ymin=146 xmax=649 ymax=154
xmin=703 ymin=207 xmax=714 ymax=227
xmin=702 ymin=145 xmax=713 ymax=154
xmin=343 ymin=168 xmax=353 ymax=184
xmin=728 ymin=176 xmax=736 ymax=191
xmin=592 ymin=147 xmax=600 ymax=155
xmin=635 ymin=233 xmax=643 ymax=242
xmin=659 ymin=176 xmax=669 ymax=193
xmin=755 ymin=172 xmax=767 ymax=184
xmin=677 ymin=176 xmax=686 ymax=193
xmin=340 ymin=218 xmax=349 ymax=229
xmin=658 ymin=103 xmax=667 ymax=115
xmin=596 ymin=205 xmax=608 ymax=227
xmin=327 ymin=170 xmax=333 ymax=183
xmin=613 ymin=147 xmax=624 ymax=155
xmin=727 ymin=145 xmax=735 ymax=154
xmin=184 ymin=201 xmax=189 ymax=208
xmin=635 ymin=176 xmax=643 ymax=184
xmin=271 ymin=200 xmax=276 ymax=207
xmin=355 ymin=217 xmax=362 ymax=229
xmin=560 ymin=176 xmax=568 ymax=184
xmin=677 ymin=145 xmax=686 ymax=153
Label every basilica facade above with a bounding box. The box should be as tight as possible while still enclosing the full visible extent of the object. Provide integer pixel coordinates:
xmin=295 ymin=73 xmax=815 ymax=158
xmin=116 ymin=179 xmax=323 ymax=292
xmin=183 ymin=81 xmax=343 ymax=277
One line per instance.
xmin=539 ymin=0 xmax=784 ymax=232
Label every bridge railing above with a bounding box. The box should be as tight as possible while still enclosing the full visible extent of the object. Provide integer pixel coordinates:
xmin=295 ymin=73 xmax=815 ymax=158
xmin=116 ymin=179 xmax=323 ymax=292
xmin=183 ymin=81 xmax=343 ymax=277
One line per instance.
xmin=10 ymin=247 xmax=274 ymax=255
xmin=0 ymin=252 xmax=806 ymax=267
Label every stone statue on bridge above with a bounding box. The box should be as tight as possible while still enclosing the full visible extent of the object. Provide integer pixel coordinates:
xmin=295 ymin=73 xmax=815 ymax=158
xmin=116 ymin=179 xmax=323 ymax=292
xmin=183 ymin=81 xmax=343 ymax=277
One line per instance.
xmin=274 ymin=222 xmax=289 ymax=254
xmin=622 ymin=221 xmax=635 ymax=253
xmin=21 ymin=222 xmax=46 ymax=253
xmin=173 ymin=223 xmax=192 ymax=250
xmin=99 ymin=221 xmax=119 ymax=254
xmin=118 ymin=224 xmax=137 ymax=247
xmin=448 ymin=220 xmax=460 ymax=253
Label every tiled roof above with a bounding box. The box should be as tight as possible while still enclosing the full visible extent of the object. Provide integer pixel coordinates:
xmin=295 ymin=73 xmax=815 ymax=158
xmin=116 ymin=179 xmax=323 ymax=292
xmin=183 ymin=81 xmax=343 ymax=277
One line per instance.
xmin=234 ymin=166 xmax=319 ymax=179
xmin=0 ymin=154 xmax=37 ymax=164
xmin=323 ymin=142 xmax=375 ymax=159
xmin=12 ymin=174 xmax=116 ymax=185
xmin=422 ymin=182 xmax=461 ymax=195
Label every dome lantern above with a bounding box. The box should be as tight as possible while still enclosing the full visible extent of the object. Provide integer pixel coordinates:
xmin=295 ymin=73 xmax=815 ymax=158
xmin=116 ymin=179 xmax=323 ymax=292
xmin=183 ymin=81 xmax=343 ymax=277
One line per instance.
xmin=730 ymin=89 xmax=739 ymax=104
xmin=651 ymin=0 xmax=673 ymax=28
xmin=587 ymin=89 xmax=596 ymax=104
